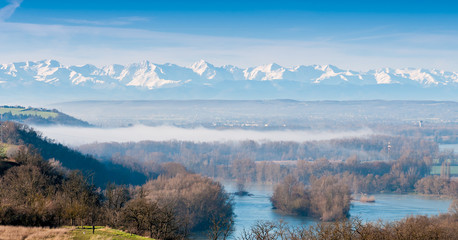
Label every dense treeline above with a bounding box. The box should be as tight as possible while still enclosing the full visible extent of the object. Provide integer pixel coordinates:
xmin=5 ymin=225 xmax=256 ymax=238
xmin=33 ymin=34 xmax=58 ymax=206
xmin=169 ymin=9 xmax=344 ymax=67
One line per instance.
xmin=292 ymin=154 xmax=457 ymax=196
xmin=238 ymin=211 xmax=458 ymax=240
xmin=80 ymin=135 xmax=439 ymax=166
xmin=79 ymin=134 xmax=458 ymax=197
xmin=0 ymin=121 xmax=147 ymax=185
xmin=415 ymin=176 xmax=458 ymax=196
xmin=79 ymin=135 xmax=440 ymax=181
xmin=271 ymin=175 xmax=351 ymax=221
xmin=0 ymin=145 xmax=233 ymax=239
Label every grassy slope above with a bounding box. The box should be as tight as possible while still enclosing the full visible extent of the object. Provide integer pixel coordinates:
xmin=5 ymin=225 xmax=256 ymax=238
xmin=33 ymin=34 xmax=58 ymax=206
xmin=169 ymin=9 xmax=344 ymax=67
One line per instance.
xmin=0 ymin=107 xmax=58 ymax=119
xmin=71 ymin=226 xmax=151 ymax=240
xmin=0 ymin=226 xmax=150 ymax=240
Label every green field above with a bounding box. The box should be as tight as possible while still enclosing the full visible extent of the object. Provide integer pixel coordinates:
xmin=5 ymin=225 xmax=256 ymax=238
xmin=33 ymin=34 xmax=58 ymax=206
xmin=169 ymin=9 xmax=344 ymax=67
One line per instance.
xmin=0 ymin=107 xmax=58 ymax=119
xmin=430 ymin=165 xmax=458 ymax=175
xmin=71 ymin=226 xmax=151 ymax=240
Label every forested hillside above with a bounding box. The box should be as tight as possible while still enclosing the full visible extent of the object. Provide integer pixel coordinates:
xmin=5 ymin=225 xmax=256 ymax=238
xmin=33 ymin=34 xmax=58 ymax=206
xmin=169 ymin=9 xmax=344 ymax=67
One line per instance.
xmin=0 ymin=121 xmax=145 ymax=186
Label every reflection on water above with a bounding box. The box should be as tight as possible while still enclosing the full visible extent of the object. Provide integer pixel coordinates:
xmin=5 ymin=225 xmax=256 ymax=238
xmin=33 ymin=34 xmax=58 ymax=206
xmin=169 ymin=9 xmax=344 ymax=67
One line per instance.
xmin=220 ymin=181 xmax=452 ymax=239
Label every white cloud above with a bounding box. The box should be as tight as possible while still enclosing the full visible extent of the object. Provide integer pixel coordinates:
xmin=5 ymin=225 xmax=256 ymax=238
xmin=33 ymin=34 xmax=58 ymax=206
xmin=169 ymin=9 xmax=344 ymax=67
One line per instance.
xmin=58 ymin=16 xmax=150 ymax=26
xmin=0 ymin=0 xmax=23 ymax=21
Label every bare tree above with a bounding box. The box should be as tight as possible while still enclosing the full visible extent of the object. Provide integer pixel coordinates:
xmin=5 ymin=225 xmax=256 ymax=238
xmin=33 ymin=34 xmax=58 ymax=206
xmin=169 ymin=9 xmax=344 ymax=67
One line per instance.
xmin=208 ymin=213 xmax=234 ymax=240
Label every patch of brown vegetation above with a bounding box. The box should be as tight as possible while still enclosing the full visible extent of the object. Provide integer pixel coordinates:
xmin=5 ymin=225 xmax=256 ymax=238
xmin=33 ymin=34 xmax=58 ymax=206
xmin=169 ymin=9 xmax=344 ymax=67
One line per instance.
xmin=0 ymin=226 xmax=71 ymax=240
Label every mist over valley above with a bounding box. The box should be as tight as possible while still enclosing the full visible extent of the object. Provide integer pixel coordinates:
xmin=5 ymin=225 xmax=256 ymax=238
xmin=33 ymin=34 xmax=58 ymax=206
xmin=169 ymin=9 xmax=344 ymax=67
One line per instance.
xmin=33 ymin=125 xmax=375 ymax=146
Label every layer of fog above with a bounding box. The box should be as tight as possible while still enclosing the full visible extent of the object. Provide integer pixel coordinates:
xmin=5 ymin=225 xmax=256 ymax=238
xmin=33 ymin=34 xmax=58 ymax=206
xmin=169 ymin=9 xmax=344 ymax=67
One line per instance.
xmin=33 ymin=125 xmax=375 ymax=146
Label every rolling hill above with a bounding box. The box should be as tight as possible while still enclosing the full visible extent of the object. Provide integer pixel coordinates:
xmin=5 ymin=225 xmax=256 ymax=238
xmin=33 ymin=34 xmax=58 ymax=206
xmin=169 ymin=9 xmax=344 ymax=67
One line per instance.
xmin=0 ymin=105 xmax=91 ymax=126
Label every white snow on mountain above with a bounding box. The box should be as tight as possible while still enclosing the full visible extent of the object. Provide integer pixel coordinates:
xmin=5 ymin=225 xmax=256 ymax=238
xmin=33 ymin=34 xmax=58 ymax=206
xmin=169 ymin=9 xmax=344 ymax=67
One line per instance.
xmin=244 ymin=63 xmax=285 ymax=81
xmin=1 ymin=59 xmax=457 ymax=90
xmin=191 ymin=59 xmax=216 ymax=79
xmin=374 ymin=70 xmax=393 ymax=84
xmin=118 ymin=61 xmax=180 ymax=89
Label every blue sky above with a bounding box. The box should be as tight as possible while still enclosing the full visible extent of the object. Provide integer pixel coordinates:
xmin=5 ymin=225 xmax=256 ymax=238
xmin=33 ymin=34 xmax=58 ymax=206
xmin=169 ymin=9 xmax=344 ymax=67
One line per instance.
xmin=1 ymin=0 xmax=458 ymax=70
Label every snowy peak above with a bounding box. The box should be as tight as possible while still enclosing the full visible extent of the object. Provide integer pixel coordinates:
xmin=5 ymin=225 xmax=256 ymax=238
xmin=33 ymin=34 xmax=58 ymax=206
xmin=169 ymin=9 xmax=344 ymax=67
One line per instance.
xmin=244 ymin=63 xmax=286 ymax=80
xmin=314 ymin=64 xmax=340 ymax=72
xmin=117 ymin=61 xmax=183 ymax=89
xmin=191 ymin=59 xmax=217 ymax=79
xmin=0 ymin=60 xmax=457 ymax=90
xmin=191 ymin=59 xmax=212 ymax=74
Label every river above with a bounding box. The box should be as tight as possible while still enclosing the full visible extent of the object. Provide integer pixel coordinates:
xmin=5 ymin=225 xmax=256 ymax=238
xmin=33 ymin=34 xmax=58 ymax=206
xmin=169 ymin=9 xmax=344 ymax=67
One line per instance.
xmin=210 ymin=182 xmax=453 ymax=239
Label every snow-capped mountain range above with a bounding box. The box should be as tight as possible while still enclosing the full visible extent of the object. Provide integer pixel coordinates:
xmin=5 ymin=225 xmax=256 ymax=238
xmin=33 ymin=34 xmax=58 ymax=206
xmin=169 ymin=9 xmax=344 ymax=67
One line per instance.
xmin=1 ymin=59 xmax=457 ymax=89
xmin=1 ymin=59 xmax=458 ymax=103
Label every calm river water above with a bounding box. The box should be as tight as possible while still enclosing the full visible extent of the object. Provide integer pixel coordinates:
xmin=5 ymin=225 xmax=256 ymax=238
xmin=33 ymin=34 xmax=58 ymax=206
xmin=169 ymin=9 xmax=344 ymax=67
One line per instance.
xmin=207 ymin=182 xmax=453 ymax=239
